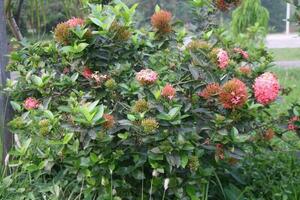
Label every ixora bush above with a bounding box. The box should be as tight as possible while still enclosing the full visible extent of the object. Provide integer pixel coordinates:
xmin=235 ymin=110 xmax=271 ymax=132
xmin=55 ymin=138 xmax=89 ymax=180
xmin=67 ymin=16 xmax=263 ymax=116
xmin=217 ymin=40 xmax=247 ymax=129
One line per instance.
xmin=1 ymin=1 xmax=299 ymax=199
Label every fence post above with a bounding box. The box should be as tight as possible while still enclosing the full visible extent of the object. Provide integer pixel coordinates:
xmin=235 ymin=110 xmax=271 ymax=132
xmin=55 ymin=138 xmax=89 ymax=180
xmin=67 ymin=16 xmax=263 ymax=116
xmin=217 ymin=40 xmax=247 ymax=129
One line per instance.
xmin=0 ymin=0 xmax=13 ymax=164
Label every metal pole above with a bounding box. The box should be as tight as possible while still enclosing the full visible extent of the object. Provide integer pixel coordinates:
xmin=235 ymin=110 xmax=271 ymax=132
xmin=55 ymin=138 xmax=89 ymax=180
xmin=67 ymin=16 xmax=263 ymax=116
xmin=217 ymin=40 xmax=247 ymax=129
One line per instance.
xmin=0 ymin=0 xmax=13 ymax=164
xmin=286 ymin=3 xmax=291 ymax=34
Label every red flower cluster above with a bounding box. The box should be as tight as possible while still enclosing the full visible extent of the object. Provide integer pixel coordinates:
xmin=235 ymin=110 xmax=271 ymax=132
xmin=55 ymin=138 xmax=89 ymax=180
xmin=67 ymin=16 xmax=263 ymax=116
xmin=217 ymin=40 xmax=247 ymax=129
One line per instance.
xmin=161 ymin=83 xmax=176 ymax=100
xmin=219 ymin=78 xmax=248 ymax=109
xmin=151 ymin=10 xmax=172 ymax=33
xmin=199 ymin=83 xmax=221 ymax=99
xmin=82 ymin=67 xmax=93 ymax=79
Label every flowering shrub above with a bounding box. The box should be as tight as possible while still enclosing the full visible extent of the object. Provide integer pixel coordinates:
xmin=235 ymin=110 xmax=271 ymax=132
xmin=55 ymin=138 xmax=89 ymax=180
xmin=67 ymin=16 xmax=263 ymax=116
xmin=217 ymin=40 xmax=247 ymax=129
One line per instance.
xmin=1 ymin=1 xmax=298 ymax=199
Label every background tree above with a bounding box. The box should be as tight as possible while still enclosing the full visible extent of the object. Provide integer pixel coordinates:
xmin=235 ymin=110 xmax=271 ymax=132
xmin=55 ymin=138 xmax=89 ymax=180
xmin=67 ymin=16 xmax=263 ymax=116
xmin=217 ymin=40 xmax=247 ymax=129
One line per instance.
xmin=231 ymin=0 xmax=269 ymax=35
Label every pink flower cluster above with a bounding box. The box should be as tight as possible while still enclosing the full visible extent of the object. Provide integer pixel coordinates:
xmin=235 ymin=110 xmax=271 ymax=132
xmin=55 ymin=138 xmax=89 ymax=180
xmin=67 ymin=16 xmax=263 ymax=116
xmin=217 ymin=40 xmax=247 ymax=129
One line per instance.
xmin=288 ymin=116 xmax=299 ymax=131
xmin=136 ymin=69 xmax=158 ymax=85
xmin=253 ymin=72 xmax=280 ymax=105
xmin=234 ymin=47 xmax=249 ymax=60
xmin=82 ymin=67 xmax=93 ymax=79
xmin=66 ymin=17 xmax=85 ymax=28
xmin=217 ymin=49 xmax=230 ymax=69
xmin=24 ymin=97 xmax=39 ymax=110
xmin=161 ymin=84 xmax=176 ymax=100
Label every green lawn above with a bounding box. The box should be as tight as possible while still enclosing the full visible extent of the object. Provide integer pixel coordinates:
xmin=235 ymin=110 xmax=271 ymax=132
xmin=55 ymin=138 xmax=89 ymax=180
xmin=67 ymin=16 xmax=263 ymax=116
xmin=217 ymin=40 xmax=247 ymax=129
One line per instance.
xmin=269 ymin=67 xmax=300 ymax=114
xmin=270 ymin=48 xmax=300 ymax=61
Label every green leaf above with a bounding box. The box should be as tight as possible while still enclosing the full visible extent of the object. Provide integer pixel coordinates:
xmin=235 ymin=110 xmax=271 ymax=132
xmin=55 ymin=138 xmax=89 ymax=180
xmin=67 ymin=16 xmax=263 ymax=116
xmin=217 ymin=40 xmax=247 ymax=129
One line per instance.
xmin=71 ymin=73 xmax=79 ymax=82
xmin=155 ymin=5 xmax=161 ymax=12
xmin=93 ymin=105 xmax=104 ymax=123
xmin=10 ymin=101 xmax=21 ymax=112
xmin=127 ymin=114 xmax=136 ymax=121
xmin=118 ymin=132 xmax=129 ymax=140
xmin=31 ymin=75 xmax=43 ymax=87
xmin=180 ymin=153 xmax=189 ymax=168
xmin=63 ymin=133 xmax=74 ymax=144
xmin=88 ymin=100 xmax=100 ymax=112
xmin=44 ymin=110 xmax=54 ymax=120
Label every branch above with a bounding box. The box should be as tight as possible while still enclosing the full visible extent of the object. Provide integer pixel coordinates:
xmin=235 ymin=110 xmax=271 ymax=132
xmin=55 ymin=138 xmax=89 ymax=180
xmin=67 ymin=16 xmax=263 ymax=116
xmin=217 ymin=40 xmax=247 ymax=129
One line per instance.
xmin=5 ymin=0 xmax=23 ymax=41
xmin=15 ymin=0 xmax=24 ymax=26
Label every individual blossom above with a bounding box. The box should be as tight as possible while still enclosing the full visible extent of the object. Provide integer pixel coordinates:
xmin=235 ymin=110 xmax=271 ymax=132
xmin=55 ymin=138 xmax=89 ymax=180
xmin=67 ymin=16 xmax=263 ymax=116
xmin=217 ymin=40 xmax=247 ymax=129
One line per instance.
xmin=253 ymin=72 xmax=280 ymax=105
xmin=219 ymin=78 xmax=248 ymax=109
xmin=82 ymin=67 xmax=93 ymax=79
xmin=141 ymin=118 xmax=159 ymax=133
xmin=132 ymin=99 xmax=149 ymax=113
xmin=217 ymin=49 xmax=230 ymax=69
xmin=198 ymin=83 xmax=221 ymax=100
xmin=161 ymin=83 xmax=176 ymax=100
xmin=238 ymin=66 xmax=252 ymax=76
xmin=136 ymin=69 xmax=158 ymax=85
xmin=54 ymin=22 xmax=70 ymax=44
xmin=24 ymin=97 xmax=40 ymax=110
xmin=66 ymin=17 xmax=85 ymax=28
xmin=151 ymin=10 xmax=172 ymax=33
xmin=91 ymin=73 xmax=108 ymax=85
xmin=288 ymin=116 xmax=299 ymax=131
xmin=103 ymin=114 xmax=115 ymax=129
xmin=263 ymin=128 xmax=275 ymax=141
xmin=234 ymin=47 xmax=249 ymax=60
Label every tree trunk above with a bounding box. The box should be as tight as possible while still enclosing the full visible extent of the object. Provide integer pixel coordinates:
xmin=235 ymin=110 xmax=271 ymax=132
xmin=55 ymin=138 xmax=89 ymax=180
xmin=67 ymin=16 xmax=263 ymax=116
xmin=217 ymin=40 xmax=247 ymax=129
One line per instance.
xmin=0 ymin=0 xmax=13 ymax=164
xmin=5 ymin=0 xmax=23 ymax=41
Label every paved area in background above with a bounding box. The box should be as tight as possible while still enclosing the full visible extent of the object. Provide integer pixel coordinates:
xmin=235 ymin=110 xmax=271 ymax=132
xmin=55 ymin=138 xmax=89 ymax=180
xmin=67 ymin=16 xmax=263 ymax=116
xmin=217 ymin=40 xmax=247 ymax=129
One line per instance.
xmin=267 ymin=34 xmax=300 ymax=67
xmin=266 ymin=33 xmax=300 ymax=49
xmin=274 ymin=61 xmax=300 ymax=68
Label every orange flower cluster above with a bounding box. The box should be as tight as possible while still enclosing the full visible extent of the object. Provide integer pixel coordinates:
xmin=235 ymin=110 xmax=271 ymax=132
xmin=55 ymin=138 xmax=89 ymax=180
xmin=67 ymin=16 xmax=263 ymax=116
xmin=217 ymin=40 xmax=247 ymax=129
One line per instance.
xmin=219 ymin=78 xmax=248 ymax=109
xmin=198 ymin=83 xmax=221 ymax=100
xmin=151 ymin=10 xmax=172 ymax=33
xmin=103 ymin=114 xmax=115 ymax=129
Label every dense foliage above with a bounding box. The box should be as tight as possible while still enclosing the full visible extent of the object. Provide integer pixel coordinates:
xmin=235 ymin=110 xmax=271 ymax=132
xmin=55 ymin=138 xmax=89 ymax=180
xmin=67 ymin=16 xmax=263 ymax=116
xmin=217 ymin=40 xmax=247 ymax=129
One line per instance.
xmin=1 ymin=0 xmax=300 ymax=199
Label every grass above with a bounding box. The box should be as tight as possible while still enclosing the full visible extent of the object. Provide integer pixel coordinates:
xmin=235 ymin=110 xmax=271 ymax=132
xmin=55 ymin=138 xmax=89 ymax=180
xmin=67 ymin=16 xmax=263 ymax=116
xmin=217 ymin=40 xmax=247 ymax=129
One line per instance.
xmin=269 ymin=67 xmax=300 ymax=114
xmin=270 ymin=48 xmax=300 ymax=61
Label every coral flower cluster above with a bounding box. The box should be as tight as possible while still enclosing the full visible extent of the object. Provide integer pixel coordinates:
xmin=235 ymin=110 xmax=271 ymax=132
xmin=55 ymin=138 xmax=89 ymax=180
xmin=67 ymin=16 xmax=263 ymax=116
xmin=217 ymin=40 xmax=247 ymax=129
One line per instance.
xmin=219 ymin=78 xmax=248 ymax=109
xmin=198 ymin=83 xmax=221 ymax=99
xmin=151 ymin=10 xmax=172 ymax=33
xmin=234 ymin=48 xmax=249 ymax=60
xmin=217 ymin=49 xmax=230 ymax=69
xmin=24 ymin=97 xmax=40 ymax=110
xmin=136 ymin=69 xmax=158 ymax=85
xmin=253 ymin=72 xmax=280 ymax=105
xmin=161 ymin=84 xmax=176 ymax=100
